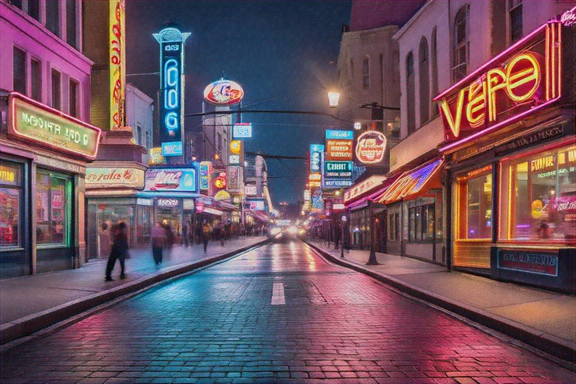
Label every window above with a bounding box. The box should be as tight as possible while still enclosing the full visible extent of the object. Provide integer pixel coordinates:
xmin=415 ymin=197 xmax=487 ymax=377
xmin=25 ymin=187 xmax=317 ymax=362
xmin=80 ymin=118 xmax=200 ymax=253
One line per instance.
xmin=66 ymin=0 xmax=78 ymax=49
xmin=362 ymin=57 xmax=370 ymax=90
xmin=13 ymin=47 xmax=26 ymax=95
xmin=379 ymin=54 xmax=384 ymax=93
xmin=408 ymin=198 xmax=435 ymax=242
xmin=431 ymin=28 xmax=439 ymax=117
xmin=0 ymin=162 xmax=23 ymax=248
xmin=10 ymin=0 xmax=23 ymax=10
xmin=31 ymin=58 xmax=42 ymax=102
xmin=136 ymin=125 xmax=142 ymax=145
xmin=146 ymin=131 xmax=150 ymax=149
xmin=350 ymin=58 xmax=354 ymax=79
xmin=500 ymin=145 xmax=575 ymax=243
xmin=36 ymin=171 xmax=71 ymax=246
xmin=452 ymin=6 xmax=470 ymax=83
xmin=406 ymin=52 xmax=415 ymax=134
xmin=456 ymin=166 xmax=493 ymax=240
xmin=46 ymin=0 xmax=60 ymax=37
xmin=51 ymin=69 xmax=61 ymax=110
xmin=509 ymin=0 xmax=523 ymax=43
xmin=28 ymin=0 xmax=40 ymax=21
xmin=419 ymin=37 xmax=430 ymax=124
xmin=69 ymin=79 xmax=78 ymax=117
xmin=388 ymin=212 xmax=400 ymax=241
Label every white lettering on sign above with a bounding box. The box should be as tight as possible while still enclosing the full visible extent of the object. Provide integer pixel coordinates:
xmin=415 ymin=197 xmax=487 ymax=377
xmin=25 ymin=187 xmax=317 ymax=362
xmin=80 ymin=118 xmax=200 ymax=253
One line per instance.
xmin=157 ymin=198 xmax=179 ymax=207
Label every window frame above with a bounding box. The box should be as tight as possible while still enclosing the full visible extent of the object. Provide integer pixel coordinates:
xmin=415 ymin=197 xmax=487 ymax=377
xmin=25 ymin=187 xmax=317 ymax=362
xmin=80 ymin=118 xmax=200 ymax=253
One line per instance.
xmin=452 ymin=5 xmax=470 ymax=83
xmin=35 ymin=170 xmax=73 ymax=247
xmin=362 ymin=56 xmax=370 ymax=90
xmin=0 ymin=161 xmax=24 ymax=249
xmin=51 ymin=68 xmax=62 ymax=110
xmin=508 ymin=0 xmax=523 ymax=43
xmin=13 ymin=46 xmax=27 ymax=95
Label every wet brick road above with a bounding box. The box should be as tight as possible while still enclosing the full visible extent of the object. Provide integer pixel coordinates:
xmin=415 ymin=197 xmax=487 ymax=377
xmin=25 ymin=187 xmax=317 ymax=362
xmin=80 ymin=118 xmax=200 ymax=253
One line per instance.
xmin=1 ymin=241 xmax=574 ymax=383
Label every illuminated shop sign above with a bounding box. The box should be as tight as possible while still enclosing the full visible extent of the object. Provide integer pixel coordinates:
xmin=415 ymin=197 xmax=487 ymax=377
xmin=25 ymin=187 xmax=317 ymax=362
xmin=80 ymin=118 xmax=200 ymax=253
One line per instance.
xmin=145 ymin=168 xmax=197 ymax=192
xmin=248 ymin=199 xmax=265 ymax=211
xmin=233 ymin=123 xmax=252 ymax=138
xmin=311 ymin=189 xmax=323 ymax=213
xmin=230 ymin=140 xmax=242 ymax=154
xmin=157 ymin=198 xmax=179 ymax=208
xmin=356 ymin=131 xmax=387 ymax=164
xmin=227 ymin=166 xmax=242 ymax=193
xmin=109 ymin=0 xmax=125 ymax=131
xmin=561 ymin=6 xmax=576 ymax=27
xmin=204 ymin=79 xmax=244 ymax=106
xmin=0 ymin=164 xmax=20 ymax=185
xmin=199 ymin=161 xmax=213 ymax=192
xmin=153 ymin=27 xmax=190 ymax=156
xmin=326 ymin=130 xmax=354 ymax=140
xmin=8 ymin=93 xmax=102 ymax=160
xmin=86 ymin=167 xmax=145 ymax=189
xmin=326 ymin=139 xmax=353 ymax=161
xmin=148 ymin=147 xmax=165 ymax=165
xmin=324 ymin=179 xmax=353 ymax=188
xmin=324 ymin=161 xmax=353 ymax=177
xmin=435 ymin=22 xmax=562 ymax=146
xmin=213 ymin=172 xmax=227 ymax=190
xmin=309 ymin=144 xmax=324 ymax=173
xmin=214 ymin=190 xmax=231 ymax=201
xmin=344 ymin=175 xmax=387 ymax=203
xmin=497 ymin=250 xmax=558 ymax=277
xmin=245 ymin=184 xmax=257 ymax=196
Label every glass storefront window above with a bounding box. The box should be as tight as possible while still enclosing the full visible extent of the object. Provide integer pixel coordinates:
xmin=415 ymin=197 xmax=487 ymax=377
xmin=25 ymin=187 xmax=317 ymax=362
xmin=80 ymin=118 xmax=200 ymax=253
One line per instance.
xmin=1 ymin=161 xmax=23 ymax=247
xmin=408 ymin=197 xmax=436 ymax=243
xmin=36 ymin=171 xmax=71 ymax=245
xmin=500 ymin=145 xmax=576 ymax=243
xmin=456 ymin=166 xmax=493 ymax=240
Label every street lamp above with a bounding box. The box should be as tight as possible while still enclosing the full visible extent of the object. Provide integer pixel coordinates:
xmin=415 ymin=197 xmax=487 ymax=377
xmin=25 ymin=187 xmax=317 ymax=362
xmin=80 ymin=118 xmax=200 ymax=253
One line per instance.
xmin=366 ymin=200 xmax=379 ymax=265
xmin=327 ymin=91 xmax=341 ymax=108
xmin=341 ymin=215 xmax=347 ymax=258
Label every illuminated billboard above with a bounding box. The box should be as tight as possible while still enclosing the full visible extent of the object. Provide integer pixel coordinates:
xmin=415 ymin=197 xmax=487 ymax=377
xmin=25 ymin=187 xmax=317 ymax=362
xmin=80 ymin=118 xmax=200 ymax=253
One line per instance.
xmin=204 ymin=79 xmax=244 ymax=106
xmin=153 ymin=27 xmax=191 ymax=156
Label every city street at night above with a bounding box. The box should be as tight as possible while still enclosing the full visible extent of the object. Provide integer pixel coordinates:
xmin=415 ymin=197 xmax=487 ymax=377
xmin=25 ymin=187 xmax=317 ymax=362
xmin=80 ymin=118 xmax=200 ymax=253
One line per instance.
xmin=1 ymin=241 xmax=574 ymax=384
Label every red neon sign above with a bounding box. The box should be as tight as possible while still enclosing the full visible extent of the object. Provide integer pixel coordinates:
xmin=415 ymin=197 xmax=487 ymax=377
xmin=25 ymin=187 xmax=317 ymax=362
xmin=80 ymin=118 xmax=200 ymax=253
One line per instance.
xmin=435 ymin=22 xmax=562 ymax=146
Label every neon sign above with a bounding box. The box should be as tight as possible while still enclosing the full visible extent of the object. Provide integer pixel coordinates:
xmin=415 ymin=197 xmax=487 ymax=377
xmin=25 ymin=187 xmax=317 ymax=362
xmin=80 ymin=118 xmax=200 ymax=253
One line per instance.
xmin=153 ymin=28 xmax=190 ymax=156
xmin=355 ymin=131 xmax=387 ymax=164
xmin=561 ymin=6 xmax=576 ymax=27
xmin=435 ymin=22 xmax=562 ymax=145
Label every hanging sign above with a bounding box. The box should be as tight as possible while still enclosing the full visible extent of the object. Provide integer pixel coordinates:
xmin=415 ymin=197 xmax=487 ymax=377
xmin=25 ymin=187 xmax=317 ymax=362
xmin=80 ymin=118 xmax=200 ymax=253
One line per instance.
xmin=204 ymin=79 xmax=244 ymax=106
xmin=145 ymin=168 xmax=197 ymax=192
xmin=8 ymin=93 xmax=102 ymax=160
xmin=233 ymin=123 xmax=252 ymax=138
xmin=309 ymin=144 xmax=324 ymax=173
xmin=356 ymin=131 xmax=387 ymax=164
xmin=326 ymin=140 xmax=353 ymax=161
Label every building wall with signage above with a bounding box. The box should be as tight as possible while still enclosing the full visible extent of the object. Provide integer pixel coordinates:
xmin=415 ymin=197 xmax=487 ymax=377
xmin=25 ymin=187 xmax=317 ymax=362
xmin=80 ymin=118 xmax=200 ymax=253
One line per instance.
xmin=125 ymin=83 xmax=154 ymax=162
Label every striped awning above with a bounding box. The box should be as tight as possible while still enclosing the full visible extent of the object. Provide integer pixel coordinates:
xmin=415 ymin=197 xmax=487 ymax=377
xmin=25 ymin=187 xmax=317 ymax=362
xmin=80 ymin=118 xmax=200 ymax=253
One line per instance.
xmin=374 ymin=159 xmax=443 ymax=205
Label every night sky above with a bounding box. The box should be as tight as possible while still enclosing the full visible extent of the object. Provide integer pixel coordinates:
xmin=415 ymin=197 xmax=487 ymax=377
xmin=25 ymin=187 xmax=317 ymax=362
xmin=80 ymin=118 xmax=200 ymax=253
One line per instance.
xmin=125 ymin=0 xmax=352 ymax=205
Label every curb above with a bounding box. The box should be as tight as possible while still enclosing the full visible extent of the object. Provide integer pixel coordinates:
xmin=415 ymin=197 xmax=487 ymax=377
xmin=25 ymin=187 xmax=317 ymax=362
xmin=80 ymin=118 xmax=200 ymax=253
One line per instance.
xmin=305 ymin=241 xmax=576 ymax=364
xmin=0 ymin=240 xmax=268 ymax=346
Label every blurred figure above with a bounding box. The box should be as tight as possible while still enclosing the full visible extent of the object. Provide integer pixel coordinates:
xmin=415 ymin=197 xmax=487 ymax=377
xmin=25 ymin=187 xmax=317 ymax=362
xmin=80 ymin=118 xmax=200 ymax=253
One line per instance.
xmin=151 ymin=222 xmax=167 ymax=266
xmin=182 ymin=221 xmax=189 ymax=247
xmin=202 ymin=221 xmax=212 ymax=253
xmin=105 ymin=222 xmax=129 ymax=281
xmin=98 ymin=222 xmax=111 ymax=259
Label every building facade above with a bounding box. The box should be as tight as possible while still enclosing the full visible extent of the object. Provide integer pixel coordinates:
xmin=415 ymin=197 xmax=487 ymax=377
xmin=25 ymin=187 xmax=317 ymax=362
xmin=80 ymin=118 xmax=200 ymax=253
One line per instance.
xmin=1 ymin=0 xmax=101 ymax=277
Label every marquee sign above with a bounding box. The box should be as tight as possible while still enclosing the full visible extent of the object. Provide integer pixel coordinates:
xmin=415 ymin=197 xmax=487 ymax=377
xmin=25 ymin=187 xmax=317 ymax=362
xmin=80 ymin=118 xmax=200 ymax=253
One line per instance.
xmin=153 ymin=27 xmax=190 ymax=156
xmin=435 ymin=22 xmax=562 ymax=147
xmin=356 ymin=131 xmax=387 ymax=164
xmin=8 ymin=93 xmax=102 ymax=160
xmin=204 ymin=79 xmax=244 ymax=106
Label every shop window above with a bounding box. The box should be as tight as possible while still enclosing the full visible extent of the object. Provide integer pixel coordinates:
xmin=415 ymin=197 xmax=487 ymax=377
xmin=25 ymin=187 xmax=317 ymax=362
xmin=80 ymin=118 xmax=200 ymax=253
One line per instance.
xmin=388 ymin=212 xmax=400 ymax=241
xmin=456 ymin=166 xmax=493 ymax=240
xmin=408 ymin=198 xmax=435 ymax=242
xmin=36 ymin=171 xmax=71 ymax=246
xmin=13 ymin=47 xmax=26 ymax=95
xmin=0 ymin=162 xmax=23 ymax=248
xmin=500 ymin=145 xmax=576 ymax=243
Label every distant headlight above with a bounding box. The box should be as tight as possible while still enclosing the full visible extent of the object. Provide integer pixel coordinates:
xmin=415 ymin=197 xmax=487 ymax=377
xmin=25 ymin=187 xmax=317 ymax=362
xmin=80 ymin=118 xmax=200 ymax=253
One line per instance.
xmin=270 ymin=228 xmax=281 ymax=236
xmin=299 ymin=229 xmax=306 ymax=235
xmin=288 ymin=226 xmax=298 ymax=235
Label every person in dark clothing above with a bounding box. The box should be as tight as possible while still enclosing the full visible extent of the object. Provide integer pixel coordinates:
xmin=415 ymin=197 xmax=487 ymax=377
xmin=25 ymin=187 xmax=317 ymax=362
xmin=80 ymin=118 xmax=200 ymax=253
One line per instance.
xmin=105 ymin=222 xmax=129 ymax=281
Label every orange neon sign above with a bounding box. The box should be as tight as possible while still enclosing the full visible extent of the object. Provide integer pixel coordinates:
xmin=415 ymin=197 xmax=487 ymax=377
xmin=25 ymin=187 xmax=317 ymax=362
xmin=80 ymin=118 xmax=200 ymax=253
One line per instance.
xmin=436 ymin=23 xmax=562 ymax=143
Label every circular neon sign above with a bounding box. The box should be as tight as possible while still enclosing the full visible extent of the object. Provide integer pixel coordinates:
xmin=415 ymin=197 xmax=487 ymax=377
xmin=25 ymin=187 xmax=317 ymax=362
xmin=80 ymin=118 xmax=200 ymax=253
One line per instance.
xmin=203 ymin=79 xmax=244 ymax=106
xmin=355 ymin=131 xmax=387 ymax=164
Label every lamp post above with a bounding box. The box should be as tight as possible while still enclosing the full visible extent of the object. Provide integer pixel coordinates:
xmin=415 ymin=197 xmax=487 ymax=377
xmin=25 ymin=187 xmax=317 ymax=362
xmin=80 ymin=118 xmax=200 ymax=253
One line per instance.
xmin=366 ymin=199 xmax=379 ymax=265
xmin=341 ymin=214 xmax=347 ymax=258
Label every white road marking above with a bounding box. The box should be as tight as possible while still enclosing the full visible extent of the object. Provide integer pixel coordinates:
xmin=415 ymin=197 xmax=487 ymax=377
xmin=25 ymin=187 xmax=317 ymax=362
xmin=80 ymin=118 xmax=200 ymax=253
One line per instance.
xmin=271 ymin=282 xmax=285 ymax=305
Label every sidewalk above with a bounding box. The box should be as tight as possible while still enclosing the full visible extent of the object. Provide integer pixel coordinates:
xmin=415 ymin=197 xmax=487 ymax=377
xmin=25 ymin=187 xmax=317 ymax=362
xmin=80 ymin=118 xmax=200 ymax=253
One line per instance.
xmin=306 ymin=240 xmax=576 ymax=363
xmin=0 ymin=236 xmax=267 ymax=345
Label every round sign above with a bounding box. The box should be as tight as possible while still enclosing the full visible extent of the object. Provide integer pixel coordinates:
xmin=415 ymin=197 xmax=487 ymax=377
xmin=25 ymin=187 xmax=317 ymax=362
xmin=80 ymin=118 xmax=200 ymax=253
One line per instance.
xmin=214 ymin=176 xmax=227 ymax=189
xmin=203 ymin=79 xmax=244 ymax=106
xmin=355 ymin=131 xmax=387 ymax=164
xmin=230 ymin=140 xmax=242 ymax=154
xmin=214 ymin=190 xmax=231 ymax=201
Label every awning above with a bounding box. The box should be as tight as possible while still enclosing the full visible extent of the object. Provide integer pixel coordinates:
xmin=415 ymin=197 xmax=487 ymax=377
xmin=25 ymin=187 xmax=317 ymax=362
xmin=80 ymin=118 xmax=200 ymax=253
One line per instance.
xmin=201 ymin=207 xmax=224 ymax=216
xmin=246 ymin=209 xmax=269 ymax=223
xmin=375 ymin=159 xmax=443 ymax=205
xmin=345 ymin=174 xmax=400 ymax=210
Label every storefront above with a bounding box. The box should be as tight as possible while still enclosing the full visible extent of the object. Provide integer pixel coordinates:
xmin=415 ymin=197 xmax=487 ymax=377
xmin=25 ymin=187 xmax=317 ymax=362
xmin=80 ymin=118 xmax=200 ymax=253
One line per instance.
xmin=375 ymin=159 xmax=444 ymax=263
xmin=1 ymin=93 xmax=101 ymax=277
xmin=436 ymin=20 xmax=575 ymax=292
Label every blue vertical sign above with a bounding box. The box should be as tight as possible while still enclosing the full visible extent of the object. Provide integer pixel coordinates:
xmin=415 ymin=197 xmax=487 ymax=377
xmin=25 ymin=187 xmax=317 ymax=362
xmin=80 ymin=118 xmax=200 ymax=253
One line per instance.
xmin=154 ymin=28 xmax=191 ymax=156
xmin=309 ymin=144 xmax=324 ymax=173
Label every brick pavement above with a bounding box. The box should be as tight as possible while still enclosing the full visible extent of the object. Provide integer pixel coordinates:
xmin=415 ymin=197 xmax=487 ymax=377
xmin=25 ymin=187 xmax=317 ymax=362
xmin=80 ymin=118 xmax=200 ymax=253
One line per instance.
xmin=1 ymin=241 xmax=574 ymax=384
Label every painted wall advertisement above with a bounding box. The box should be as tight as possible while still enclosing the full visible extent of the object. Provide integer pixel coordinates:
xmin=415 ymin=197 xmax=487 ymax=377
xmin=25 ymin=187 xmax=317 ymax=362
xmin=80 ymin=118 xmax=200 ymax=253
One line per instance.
xmin=86 ymin=168 xmax=145 ymax=189
xmin=145 ymin=168 xmax=197 ymax=192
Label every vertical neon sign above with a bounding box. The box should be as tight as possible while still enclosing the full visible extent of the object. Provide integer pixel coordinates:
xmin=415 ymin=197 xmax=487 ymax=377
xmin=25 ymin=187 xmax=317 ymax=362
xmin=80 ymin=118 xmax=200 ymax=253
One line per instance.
xmin=153 ymin=28 xmax=191 ymax=157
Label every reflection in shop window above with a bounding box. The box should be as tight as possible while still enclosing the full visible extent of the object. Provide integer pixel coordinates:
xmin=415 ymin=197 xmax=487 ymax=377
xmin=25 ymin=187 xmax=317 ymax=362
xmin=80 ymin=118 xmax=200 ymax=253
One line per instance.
xmin=36 ymin=171 xmax=70 ymax=245
xmin=501 ymin=145 xmax=576 ymax=242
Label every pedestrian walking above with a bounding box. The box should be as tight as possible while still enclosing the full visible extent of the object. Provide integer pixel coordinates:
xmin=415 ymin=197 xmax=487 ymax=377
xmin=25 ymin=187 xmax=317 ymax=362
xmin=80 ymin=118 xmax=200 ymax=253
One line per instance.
xmin=202 ymin=221 xmax=212 ymax=253
xmin=98 ymin=222 xmax=111 ymax=259
xmin=182 ymin=221 xmax=189 ymax=247
xmin=105 ymin=222 xmax=129 ymax=281
xmin=151 ymin=222 xmax=167 ymax=266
